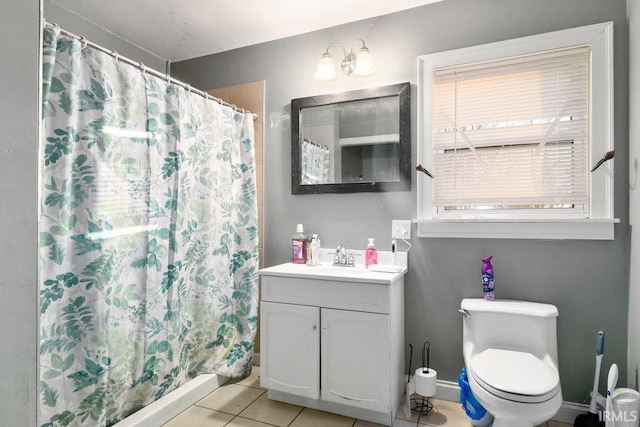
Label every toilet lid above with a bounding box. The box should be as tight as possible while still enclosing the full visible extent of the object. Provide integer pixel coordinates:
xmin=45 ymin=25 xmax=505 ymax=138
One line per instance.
xmin=470 ymin=349 xmax=560 ymax=403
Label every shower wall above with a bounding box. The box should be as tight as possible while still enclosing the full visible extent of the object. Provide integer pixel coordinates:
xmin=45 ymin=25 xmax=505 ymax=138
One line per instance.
xmin=1 ymin=2 xmax=40 ymax=425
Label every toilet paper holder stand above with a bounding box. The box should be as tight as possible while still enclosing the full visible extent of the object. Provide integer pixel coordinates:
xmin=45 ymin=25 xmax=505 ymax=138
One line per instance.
xmin=421 ymin=341 xmax=430 ymax=374
xmin=405 ymin=341 xmax=435 ymax=416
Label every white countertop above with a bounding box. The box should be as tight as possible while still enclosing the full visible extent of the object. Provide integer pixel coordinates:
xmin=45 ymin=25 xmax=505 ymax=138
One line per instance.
xmin=259 ymin=262 xmax=407 ymax=284
xmin=259 ymin=249 xmax=408 ymax=285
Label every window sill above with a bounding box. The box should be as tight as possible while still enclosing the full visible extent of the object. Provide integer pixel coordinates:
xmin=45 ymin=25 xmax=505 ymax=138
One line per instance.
xmin=414 ymin=218 xmax=619 ymax=240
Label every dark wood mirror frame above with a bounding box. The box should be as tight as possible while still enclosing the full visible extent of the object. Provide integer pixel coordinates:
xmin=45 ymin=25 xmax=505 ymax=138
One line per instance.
xmin=291 ymin=82 xmax=411 ymax=194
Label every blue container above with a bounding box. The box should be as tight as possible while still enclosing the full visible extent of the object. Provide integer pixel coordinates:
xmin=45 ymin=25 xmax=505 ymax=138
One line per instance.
xmin=458 ymin=366 xmax=489 ymax=422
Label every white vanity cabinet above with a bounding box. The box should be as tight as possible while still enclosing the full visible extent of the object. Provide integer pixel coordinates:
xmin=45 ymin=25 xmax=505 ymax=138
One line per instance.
xmin=260 ymin=302 xmax=320 ymax=399
xmin=259 ymin=261 xmax=406 ymax=426
xmin=320 ymin=307 xmax=391 ymax=412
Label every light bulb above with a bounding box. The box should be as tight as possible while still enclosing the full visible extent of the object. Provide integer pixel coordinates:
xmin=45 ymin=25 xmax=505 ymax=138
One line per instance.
xmin=354 ymin=48 xmax=377 ymax=77
xmin=314 ymin=54 xmax=337 ymax=81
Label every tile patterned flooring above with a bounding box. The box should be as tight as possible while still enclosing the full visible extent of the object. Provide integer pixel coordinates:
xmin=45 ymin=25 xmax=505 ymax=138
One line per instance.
xmin=163 ymin=366 xmax=573 ymax=427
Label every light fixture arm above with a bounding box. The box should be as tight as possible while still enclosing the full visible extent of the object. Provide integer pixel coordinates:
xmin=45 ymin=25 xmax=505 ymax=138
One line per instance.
xmin=350 ymin=39 xmax=368 ymax=53
xmin=322 ymin=42 xmax=347 ymax=59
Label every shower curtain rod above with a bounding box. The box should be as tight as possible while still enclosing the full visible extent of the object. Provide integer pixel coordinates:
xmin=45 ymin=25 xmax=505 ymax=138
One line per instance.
xmin=303 ymin=138 xmax=328 ymax=150
xmin=45 ymin=21 xmax=258 ymax=120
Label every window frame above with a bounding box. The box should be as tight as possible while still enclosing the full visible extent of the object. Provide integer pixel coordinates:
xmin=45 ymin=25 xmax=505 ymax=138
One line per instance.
xmin=416 ymin=22 xmax=617 ymax=240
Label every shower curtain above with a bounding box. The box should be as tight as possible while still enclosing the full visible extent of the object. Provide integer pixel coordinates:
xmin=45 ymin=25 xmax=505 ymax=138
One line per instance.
xmin=301 ymin=139 xmax=330 ymax=184
xmin=39 ymin=25 xmax=258 ymax=426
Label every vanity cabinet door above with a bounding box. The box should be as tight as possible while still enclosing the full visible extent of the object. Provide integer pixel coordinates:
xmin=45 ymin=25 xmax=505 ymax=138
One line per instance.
xmin=321 ymin=308 xmax=391 ymax=412
xmin=260 ymin=301 xmax=320 ymax=399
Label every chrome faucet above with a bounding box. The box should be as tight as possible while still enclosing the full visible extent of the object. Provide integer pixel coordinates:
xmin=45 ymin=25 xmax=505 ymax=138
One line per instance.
xmin=333 ymin=244 xmax=355 ymax=267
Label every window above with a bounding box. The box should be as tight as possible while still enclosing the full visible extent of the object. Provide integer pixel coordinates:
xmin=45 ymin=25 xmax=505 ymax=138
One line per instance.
xmin=417 ymin=22 xmax=617 ymax=240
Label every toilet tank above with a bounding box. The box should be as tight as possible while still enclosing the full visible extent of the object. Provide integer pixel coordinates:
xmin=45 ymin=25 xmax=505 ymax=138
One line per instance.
xmin=461 ymin=298 xmax=559 ymax=363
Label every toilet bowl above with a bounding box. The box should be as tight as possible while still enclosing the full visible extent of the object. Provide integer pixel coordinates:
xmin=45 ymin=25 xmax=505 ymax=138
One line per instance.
xmin=461 ymin=298 xmax=562 ymax=427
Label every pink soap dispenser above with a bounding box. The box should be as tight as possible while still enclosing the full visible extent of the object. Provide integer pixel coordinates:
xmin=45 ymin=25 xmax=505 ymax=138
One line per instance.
xmin=365 ymin=238 xmax=378 ymax=268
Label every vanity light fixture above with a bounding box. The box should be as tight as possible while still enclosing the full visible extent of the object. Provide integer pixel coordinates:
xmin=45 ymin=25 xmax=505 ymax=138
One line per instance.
xmin=313 ymin=39 xmax=377 ymax=82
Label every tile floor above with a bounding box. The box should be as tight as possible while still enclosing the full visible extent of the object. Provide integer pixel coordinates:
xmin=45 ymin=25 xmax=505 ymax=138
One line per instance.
xmin=163 ymin=366 xmax=573 ymax=427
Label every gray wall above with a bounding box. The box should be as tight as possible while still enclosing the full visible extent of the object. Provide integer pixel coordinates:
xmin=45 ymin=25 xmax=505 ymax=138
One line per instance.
xmin=44 ymin=0 xmax=167 ymax=73
xmin=0 ymin=0 xmax=40 ymax=424
xmin=628 ymin=0 xmax=640 ymax=389
xmin=174 ymin=0 xmax=630 ymax=403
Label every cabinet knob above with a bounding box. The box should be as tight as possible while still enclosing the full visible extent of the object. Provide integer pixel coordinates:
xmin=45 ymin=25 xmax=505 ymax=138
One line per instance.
xmin=311 ymin=325 xmax=317 ymax=331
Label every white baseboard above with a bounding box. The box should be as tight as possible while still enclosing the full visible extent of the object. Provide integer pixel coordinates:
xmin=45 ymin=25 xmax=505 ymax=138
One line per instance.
xmin=406 ymin=377 xmax=585 ymax=424
xmin=554 ymin=400 xmax=590 ymax=424
xmin=112 ymin=374 xmax=228 ymax=427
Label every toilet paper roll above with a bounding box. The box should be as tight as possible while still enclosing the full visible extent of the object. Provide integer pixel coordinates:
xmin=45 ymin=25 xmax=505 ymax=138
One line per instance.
xmin=414 ymin=368 xmax=437 ymax=397
xmin=403 ymin=368 xmax=439 ymax=418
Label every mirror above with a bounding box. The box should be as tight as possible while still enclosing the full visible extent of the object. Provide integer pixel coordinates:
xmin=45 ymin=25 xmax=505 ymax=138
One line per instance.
xmin=291 ymin=82 xmax=410 ymax=194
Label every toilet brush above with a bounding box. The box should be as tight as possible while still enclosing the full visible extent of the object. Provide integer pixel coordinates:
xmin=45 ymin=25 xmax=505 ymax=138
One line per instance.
xmin=574 ymin=331 xmax=605 ymax=427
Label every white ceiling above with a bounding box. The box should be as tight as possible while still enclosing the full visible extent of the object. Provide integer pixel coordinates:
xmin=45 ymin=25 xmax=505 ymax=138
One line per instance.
xmin=49 ymin=0 xmax=443 ymax=62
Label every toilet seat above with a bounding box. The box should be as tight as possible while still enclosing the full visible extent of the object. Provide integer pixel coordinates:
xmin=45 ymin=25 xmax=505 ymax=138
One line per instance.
xmin=469 ymin=349 xmax=560 ymax=403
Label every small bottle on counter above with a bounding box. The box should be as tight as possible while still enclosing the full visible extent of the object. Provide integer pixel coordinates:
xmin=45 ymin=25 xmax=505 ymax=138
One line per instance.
xmin=292 ymin=224 xmax=307 ymax=264
xmin=365 ymin=238 xmax=378 ymax=268
xmin=306 ymin=234 xmax=320 ymax=266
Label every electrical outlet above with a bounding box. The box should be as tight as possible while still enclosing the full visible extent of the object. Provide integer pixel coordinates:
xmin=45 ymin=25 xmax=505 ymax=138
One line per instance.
xmin=392 ymin=220 xmax=412 ymax=239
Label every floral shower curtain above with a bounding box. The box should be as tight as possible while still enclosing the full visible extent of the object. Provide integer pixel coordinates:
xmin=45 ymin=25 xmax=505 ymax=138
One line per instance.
xmin=39 ymin=25 xmax=258 ymax=426
xmin=300 ymin=139 xmax=330 ymax=184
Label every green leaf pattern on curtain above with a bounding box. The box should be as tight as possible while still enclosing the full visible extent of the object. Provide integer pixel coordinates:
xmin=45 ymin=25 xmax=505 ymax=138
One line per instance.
xmin=300 ymin=140 xmax=330 ymax=184
xmin=40 ymin=25 xmax=258 ymax=426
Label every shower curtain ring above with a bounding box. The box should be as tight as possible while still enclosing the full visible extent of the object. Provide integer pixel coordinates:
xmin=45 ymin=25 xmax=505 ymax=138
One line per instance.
xmin=112 ymin=51 xmax=119 ymax=63
xmin=185 ymin=84 xmax=191 ymax=93
xmin=80 ymin=36 xmax=87 ymax=49
xmin=140 ymin=63 xmax=146 ymax=74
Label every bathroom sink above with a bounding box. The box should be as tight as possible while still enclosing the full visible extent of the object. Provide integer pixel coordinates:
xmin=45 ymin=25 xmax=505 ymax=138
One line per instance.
xmin=259 ymin=248 xmax=408 ymax=284
xmin=259 ymin=261 xmax=407 ymax=285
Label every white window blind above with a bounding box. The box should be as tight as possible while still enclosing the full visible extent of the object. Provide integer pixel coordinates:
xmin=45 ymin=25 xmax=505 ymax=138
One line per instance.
xmin=432 ymin=46 xmax=590 ymax=214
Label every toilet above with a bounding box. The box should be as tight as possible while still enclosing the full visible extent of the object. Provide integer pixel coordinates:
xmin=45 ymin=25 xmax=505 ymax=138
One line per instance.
xmin=460 ymin=298 xmax=562 ymax=427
